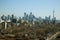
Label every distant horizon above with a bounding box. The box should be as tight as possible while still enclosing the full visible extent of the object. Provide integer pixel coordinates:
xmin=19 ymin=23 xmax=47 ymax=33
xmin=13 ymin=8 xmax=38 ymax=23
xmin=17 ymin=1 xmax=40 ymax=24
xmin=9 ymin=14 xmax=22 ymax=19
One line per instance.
xmin=0 ymin=13 xmax=60 ymax=20
xmin=0 ymin=0 xmax=60 ymax=20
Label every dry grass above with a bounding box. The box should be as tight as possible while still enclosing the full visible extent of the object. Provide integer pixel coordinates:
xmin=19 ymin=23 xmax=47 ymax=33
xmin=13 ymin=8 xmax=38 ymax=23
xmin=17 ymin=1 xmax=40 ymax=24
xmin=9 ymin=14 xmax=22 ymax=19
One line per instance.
xmin=0 ymin=22 xmax=60 ymax=40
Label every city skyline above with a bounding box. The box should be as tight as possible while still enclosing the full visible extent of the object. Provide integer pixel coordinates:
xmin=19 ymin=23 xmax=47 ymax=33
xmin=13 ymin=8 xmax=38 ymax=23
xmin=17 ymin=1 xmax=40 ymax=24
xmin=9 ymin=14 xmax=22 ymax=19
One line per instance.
xmin=0 ymin=0 xmax=60 ymax=20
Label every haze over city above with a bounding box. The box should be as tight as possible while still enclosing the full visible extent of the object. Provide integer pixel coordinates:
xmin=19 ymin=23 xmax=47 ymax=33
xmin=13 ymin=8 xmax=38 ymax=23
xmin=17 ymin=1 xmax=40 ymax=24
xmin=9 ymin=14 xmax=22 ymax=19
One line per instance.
xmin=0 ymin=0 xmax=60 ymax=20
xmin=0 ymin=0 xmax=60 ymax=40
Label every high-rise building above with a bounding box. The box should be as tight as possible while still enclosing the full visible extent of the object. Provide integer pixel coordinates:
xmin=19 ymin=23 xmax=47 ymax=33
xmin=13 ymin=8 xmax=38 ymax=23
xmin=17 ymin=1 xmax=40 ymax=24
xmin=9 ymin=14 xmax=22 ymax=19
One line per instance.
xmin=11 ymin=14 xmax=15 ymax=19
xmin=39 ymin=17 xmax=43 ymax=24
xmin=23 ymin=12 xmax=27 ymax=20
xmin=52 ymin=9 xmax=56 ymax=24
xmin=53 ymin=9 xmax=55 ymax=18
xmin=7 ymin=15 xmax=11 ymax=20
xmin=48 ymin=15 xmax=51 ymax=24
xmin=1 ymin=15 xmax=5 ymax=20
xmin=29 ymin=12 xmax=34 ymax=22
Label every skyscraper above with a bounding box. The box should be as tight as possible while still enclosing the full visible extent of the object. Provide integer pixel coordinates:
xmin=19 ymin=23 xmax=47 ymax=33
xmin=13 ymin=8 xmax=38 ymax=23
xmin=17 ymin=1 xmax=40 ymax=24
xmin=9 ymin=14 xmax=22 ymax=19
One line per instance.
xmin=29 ymin=12 xmax=34 ymax=22
xmin=52 ymin=9 xmax=56 ymax=24
xmin=23 ymin=12 xmax=27 ymax=20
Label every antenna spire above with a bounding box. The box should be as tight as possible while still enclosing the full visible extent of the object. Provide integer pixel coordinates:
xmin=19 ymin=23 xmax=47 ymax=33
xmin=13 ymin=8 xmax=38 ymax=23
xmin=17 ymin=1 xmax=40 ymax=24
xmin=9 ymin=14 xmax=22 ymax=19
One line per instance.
xmin=53 ymin=9 xmax=55 ymax=18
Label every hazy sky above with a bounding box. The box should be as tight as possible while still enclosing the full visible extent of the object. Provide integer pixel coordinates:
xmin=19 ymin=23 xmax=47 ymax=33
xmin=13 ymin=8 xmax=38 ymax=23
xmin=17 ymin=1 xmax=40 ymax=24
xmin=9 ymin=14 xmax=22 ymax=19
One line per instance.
xmin=0 ymin=0 xmax=60 ymax=19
